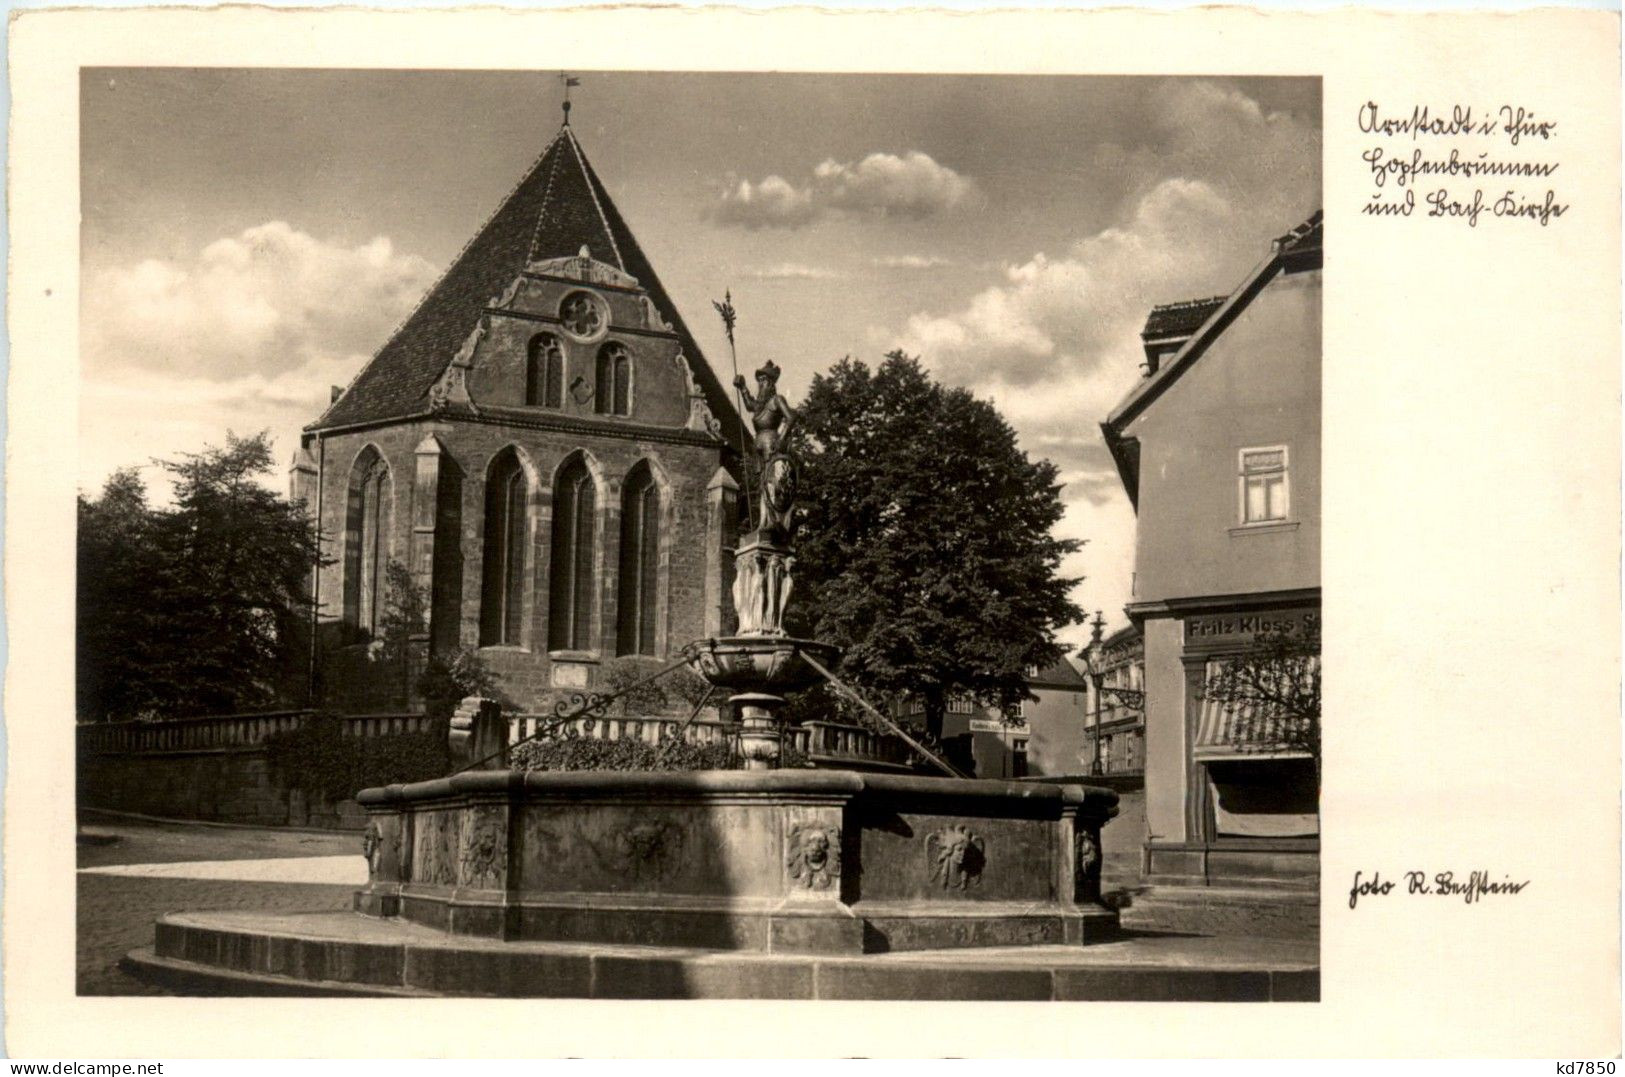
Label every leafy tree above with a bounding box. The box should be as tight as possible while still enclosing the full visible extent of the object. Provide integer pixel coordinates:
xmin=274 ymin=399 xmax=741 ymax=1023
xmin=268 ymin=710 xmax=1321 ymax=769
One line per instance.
xmin=1199 ymin=620 xmax=1321 ymax=776
xmin=76 ymin=432 xmax=322 ymax=720
xmin=77 ymin=469 xmax=166 ymax=721
xmin=784 ymin=352 xmax=1082 ymax=738
xmin=146 ymin=432 xmax=321 ymax=715
xmin=367 ymin=558 xmax=428 ymax=707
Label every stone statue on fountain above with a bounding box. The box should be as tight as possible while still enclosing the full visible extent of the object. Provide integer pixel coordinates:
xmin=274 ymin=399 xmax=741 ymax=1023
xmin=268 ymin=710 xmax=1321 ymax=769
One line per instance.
xmin=733 ymin=360 xmax=798 ymax=540
xmin=731 ymin=361 xmax=800 ymax=636
xmin=692 ymin=344 xmax=840 ymax=770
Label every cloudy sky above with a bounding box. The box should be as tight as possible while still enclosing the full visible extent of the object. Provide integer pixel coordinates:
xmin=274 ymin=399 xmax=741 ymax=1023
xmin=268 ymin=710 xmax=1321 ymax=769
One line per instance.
xmin=80 ymin=70 xmax=1320 ymax=645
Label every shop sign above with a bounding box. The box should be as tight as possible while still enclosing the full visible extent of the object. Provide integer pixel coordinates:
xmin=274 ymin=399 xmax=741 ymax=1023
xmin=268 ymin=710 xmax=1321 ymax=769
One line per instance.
xmin=1184 ymin=608 xmax=1317 ymax=644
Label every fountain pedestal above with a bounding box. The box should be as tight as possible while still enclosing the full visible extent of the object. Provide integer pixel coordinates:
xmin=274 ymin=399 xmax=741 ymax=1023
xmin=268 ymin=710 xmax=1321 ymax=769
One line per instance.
xmin=688 ymin=633 xmax=843 ymax=770
xmin=688 ymin=524 xmax=839 ymax=768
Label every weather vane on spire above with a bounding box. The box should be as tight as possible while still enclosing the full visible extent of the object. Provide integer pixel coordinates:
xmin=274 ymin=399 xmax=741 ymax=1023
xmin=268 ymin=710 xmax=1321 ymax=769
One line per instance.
xmin=560 ymin=73 xmax=581 ymax=124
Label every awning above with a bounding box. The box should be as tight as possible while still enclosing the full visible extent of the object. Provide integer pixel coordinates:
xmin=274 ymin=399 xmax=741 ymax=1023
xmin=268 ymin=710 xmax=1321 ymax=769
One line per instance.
xmin=1192 ymin=659 xmax=1317 ymax=761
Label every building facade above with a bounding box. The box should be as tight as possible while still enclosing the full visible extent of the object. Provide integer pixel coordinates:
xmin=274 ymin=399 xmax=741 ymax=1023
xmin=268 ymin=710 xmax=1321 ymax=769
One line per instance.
xmin=1081 ymin=624 xmax=1145 ymax=776
xmin=291 ymin=119 xmax=744 ymax=712
xmin=1101 ymin=212 xmax=1321 ymax=898
xmin=895 ymin=659 xmax=1091 ymax=779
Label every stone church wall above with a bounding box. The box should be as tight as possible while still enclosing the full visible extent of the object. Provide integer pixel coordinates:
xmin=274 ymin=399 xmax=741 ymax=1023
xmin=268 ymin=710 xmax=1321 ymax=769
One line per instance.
xmin=304 ymin=417 xmax=729 ymax=713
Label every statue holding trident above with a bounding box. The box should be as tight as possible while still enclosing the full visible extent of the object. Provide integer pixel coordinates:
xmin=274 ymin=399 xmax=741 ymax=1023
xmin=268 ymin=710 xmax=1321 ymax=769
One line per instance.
xmin=733 ymin=360 xmax=799 ymax=538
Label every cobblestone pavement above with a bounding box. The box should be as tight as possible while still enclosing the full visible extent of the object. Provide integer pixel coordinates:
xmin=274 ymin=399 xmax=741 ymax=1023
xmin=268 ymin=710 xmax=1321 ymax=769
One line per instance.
xmin=77 ymin=814 xmax=362 ymax=996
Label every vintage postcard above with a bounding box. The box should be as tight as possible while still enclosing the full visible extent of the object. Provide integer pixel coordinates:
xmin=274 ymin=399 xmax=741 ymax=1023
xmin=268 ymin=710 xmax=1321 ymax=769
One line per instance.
xmin=4 ymin=3 xmax=1619 ymax=1059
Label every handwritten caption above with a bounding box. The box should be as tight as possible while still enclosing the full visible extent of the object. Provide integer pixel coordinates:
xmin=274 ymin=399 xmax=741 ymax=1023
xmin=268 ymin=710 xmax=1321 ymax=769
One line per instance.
xmin=1359 ymin=103 xmax=1567 ymax=227
xmin=1348 ymin=869 xmax=1530 ymax=909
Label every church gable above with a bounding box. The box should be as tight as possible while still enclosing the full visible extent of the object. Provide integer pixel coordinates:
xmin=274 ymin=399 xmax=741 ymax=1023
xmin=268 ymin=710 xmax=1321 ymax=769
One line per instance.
xmin=310 ymin=125 xmax=741 ymax=446
xmin=433 ymin=251 xmax=718 ymax=434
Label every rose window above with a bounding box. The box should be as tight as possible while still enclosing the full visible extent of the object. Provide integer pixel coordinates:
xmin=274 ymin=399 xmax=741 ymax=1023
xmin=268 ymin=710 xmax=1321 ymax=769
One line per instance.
xmin=559 ymin=292 xmax=606 ymax=339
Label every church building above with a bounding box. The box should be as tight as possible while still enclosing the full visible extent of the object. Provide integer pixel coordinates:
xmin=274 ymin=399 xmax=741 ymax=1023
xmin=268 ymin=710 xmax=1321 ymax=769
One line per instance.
xmin=291 ymin=113 xmax=744 ymax=711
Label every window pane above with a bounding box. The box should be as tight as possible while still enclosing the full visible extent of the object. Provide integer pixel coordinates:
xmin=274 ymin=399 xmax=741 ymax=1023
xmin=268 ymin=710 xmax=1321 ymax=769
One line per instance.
xmin=1246 ymin=477 xmax=1267 ymax=522
xmin=616 ymin=472 xmax=656 ymax=656
xmin=548 ymin=463 xmax=595 ymax=652
xmin=614 ymin=355 xmax=631 ymax=416
xmin=1266 ymin=475 xmax=1286 ymax=520
xmin=572 ymin=474 xmax=595 ymax=649
xmin=482 ymin=456 xmax=521 ymax=646
xmin=344 ymin=479 xmax=363 ymax=631
xmin=595 ymin=350 xmax=613 ymax=415
xmin=360 ymin=469 xmax=387 ymax=636
xmin=546 ymin=339 xmax=563 ymax=408
xmin=504 ymin=472 xmax=526 ymax=644
xmin=639 ymin=483 xmax=659 ymax=654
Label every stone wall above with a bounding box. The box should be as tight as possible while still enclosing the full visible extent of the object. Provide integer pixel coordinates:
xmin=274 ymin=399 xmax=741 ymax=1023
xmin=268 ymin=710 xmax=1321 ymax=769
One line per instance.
xmin=303 ymin=416 xmax=732 ymax=713
xmin=78 ymin=712 xmax=445 ymax=831
xmin=80 ymin=745 xmax=370 ymax=830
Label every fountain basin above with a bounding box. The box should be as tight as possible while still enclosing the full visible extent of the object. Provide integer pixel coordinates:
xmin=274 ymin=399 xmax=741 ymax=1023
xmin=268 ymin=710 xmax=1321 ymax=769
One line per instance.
xmin=687 ymin=635 xmax=843 ymax=695
xmin=351 ymin=769 xmax=1119 ymax=954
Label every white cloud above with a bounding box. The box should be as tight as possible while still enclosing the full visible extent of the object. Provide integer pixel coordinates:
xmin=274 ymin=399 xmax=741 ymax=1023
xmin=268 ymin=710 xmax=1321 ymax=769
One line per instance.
xmin=742 ymin=262 xmax=844 ymax=281
xmin=873 ymin=254 xmax=954 ymax=270
xmin=712 ymin=151 xmax=975 ymax=230
xmin=80 ymin=352 xmax=371 ymax=503
xmin=80 ymin=221 xmax=438 ymax=499
xmin=711 ymin=175 xmax=820 ymax=230
xmin=813 ymin=151 xmax=976 ymax=219
xmin=881 ymin=79 xmax=1320 ymax=636
xmin=84 ymin=220 xmax=437 ymax=381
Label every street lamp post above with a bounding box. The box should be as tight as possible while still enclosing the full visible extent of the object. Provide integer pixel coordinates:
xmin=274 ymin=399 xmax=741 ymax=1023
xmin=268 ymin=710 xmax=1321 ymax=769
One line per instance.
xmin=1083 ymin=610 xmax=1106 ymax=776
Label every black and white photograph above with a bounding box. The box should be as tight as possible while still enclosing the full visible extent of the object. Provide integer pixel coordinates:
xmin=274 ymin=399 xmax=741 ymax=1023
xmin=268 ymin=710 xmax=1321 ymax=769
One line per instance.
xmin=5 ymin=3 xmax=1618 ymax=1060
xmin=72 ymin=68 xmax=1322 ymax=1001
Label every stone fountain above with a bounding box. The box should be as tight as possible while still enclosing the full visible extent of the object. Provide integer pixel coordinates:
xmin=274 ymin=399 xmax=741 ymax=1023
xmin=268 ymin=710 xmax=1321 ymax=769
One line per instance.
xmin=123 ymin=359 xmax=1137 ymax=998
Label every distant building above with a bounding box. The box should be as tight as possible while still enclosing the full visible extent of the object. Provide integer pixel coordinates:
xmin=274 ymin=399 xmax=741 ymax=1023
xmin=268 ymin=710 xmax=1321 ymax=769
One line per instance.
xmin=894 ymin=659 xmax=1091 ymax=779
xmin=1081 ymin=624 xmax=1145 ymax=776
xmin=1101 ymin=212 xmax=1321 ymax=912
xmin=292 ymin=116 xmax=745 ymax=712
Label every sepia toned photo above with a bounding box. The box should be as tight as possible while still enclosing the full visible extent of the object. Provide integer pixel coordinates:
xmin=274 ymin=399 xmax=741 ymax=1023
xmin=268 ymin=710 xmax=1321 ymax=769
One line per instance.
xmin=71 ymin=69 xmax=1323 ymax=1001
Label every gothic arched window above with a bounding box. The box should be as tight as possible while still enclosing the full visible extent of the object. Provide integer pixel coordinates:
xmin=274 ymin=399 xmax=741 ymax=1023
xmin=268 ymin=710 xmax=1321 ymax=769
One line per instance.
xmin=479 ymin=451 xmax=528 ymax=646
xmin=344 ymin=449 xmax=391 ymax=638
xmin=548 ymin=456 xmax=597 ymax=651
xmin=616 ymin=464 xmax=661 ymax=656
xmin=527 ymin=334 xmax=565 ymax=408
xmin=595 ymin=343 xmax=632 ymax=417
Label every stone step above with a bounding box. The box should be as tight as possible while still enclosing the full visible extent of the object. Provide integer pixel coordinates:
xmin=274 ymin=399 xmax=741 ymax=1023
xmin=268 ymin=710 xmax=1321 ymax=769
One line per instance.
xmin=125 ymin=909 xmax=1319 ymax=1001
xmin=1117 ymin=886 xmax=1320 ymax=941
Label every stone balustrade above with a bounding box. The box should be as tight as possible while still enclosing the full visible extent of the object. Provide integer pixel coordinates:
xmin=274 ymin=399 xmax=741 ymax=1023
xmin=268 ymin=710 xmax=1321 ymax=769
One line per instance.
xmin=508 ymin=713 xmax=912 ymax=772
xmin=792 ymin=720 xmax=913 ymax=770
xmin=77 ymin=711 xmax=434 ymax=755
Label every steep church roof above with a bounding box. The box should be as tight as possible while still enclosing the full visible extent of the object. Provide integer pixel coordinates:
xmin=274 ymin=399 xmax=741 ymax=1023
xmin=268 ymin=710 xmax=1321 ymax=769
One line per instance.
xmin=310 ymin=124 xmax=743 ymax=444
